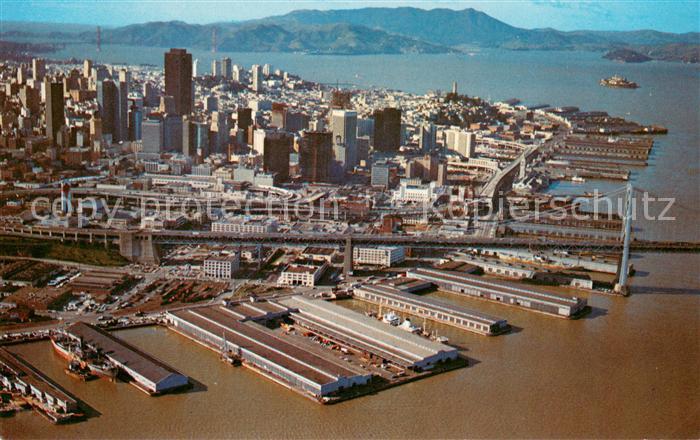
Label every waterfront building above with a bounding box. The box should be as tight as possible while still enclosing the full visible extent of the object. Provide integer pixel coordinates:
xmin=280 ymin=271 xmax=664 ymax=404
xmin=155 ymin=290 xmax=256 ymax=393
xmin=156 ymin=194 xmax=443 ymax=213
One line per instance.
xmin=167 ymin=304 xmax=371 ymax=399
xmin=408 ymin=267 xmax=588 ymax=318
xmin=281 ymin=296 xmax=459 ymax=370
xmin=353 ymin=284 xmax=509 ymax=336
xmin=65 ymin=322 xmax=189 ymax=395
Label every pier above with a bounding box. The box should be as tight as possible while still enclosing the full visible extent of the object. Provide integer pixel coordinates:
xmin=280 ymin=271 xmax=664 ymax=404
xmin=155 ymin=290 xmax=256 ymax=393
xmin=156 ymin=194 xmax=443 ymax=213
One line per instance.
xmin=408 ymin=267 xmax=588 ymax=318
xmin=64 ymin=322 xmax=189 ymax=395
xmin=0 ymin=347 xmax=81 ymax=422
xmin=353 ymin=283 xmax=509 ymax=336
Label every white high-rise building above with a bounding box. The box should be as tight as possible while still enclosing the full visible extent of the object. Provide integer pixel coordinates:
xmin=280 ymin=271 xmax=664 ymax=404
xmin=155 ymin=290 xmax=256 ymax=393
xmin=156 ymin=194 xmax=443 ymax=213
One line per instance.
xmin=211 ymin=60 xmax=220 ymax=78
xmin=192 ymin=59 xmax=198 ymax=78
xmin=262 ymin=64 xmax=272 ymax=76
xmin=251 ymin=64 xmax=263 ymax=92
xmin=330 ymin=109 xmax=357 ymax=171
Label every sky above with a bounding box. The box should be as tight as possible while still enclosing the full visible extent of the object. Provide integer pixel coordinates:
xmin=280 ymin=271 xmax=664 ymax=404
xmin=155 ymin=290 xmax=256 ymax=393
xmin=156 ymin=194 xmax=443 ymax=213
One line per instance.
xmin=1 ymin=0 xmax=699 ymax=33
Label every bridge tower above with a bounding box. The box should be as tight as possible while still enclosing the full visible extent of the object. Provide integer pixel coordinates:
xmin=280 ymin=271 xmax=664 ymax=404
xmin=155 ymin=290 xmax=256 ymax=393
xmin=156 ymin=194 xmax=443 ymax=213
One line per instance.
xmin=96 ymin=26 xmax=101 ymax=52
xmin=343 ymin=236 xmax=353 ymax=277
xmin=614 ymin=183 xmax=634 ymax=296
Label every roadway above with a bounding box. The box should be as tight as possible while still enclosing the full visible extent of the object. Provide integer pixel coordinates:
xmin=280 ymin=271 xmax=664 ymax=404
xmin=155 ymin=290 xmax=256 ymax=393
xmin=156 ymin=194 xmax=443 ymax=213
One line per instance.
xmin=1 ymin=225 xmax=698 ymax=252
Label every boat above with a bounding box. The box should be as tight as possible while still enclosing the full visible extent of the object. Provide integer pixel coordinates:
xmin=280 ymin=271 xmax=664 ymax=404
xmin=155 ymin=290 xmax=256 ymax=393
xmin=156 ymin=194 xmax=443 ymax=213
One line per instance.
xmin=87 ymin=358 xmax=118 ymax=379
xmin=398 ymin=319 xmax=421 ymax=334
xmin=50 ymin=334 xmax=83 ymax=361
xmin=382 ymin=312 xmax=401 ymax=326
xmin=51 ymin=333 xmax=117 ymax=379
xmin=64 ymin=360 xmax=96 ymax=381
xmin=600 ymin=75 xmax=639 ymax=89
xmin=571 ymin=176 xmax=586 ymax=183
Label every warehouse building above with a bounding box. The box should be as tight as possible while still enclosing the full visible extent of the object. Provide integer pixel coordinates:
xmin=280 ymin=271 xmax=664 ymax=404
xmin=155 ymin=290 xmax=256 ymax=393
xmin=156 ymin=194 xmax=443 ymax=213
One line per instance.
xmin=65 ymin=322 xmax=189 ymax=395
xmin=166 ymin=305 xmax=371 ymax=399
xmin=0 ymin=347 xmax=79 ymax=414
xmin=280 ymin=296 xmax=459 ymax=370
xmin=354 ymin=284 xmax=509 ymax=336
xmin=408 ymin=267 xmax=587 ymax=318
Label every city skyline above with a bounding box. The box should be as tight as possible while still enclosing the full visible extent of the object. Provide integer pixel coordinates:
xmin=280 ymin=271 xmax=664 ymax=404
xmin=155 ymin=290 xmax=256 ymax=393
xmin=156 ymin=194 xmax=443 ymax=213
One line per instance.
xmin=2 ymin=0 xmax=699 ymax=33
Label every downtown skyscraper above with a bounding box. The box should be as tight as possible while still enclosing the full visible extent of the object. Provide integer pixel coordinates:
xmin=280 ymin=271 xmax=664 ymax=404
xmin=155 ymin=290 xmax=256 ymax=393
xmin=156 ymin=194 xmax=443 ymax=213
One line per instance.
xmin=164 ymin=48 xmax=193 ymax=115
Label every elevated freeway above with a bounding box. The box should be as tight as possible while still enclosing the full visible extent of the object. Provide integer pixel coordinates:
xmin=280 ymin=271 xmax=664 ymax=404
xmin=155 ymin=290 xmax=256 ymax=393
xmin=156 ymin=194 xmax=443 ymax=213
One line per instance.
xmin=1 ymin=225 xmax=697 ymax=265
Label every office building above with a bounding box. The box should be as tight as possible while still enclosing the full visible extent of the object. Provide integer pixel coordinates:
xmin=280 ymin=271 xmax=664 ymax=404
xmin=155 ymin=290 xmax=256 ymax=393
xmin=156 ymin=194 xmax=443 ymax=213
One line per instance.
xmin=221 ymin=57 xmax=232 ymax=80
xmin=164 ymin=48 xmax=193 ymax=115
xmin=419 ymin=123 xmax=436 ymax=153
xmin=97 ymin=79 xmax=119 ymax=142
xmin=32 ymin=58 xmax=45 ymax=82
xmin=163 ymin=114 xmax=183 ymax=152
xmin=262 ymin=131 xmax=293 ymax=183
xmin=83 ymin=59 xmax=92 ymax=78
xmin=373 ymin=107 xmax=402 ymax=152
xmin=142 ymin=117 xmax=164 ymax=154
xmin=44 ymin=79 xmax=64 ymax=145
xmin=251 ymin=64 xmax=263 ymax=92
xmin=128 ymin=103 xmax=142 ymax=141
xmin=203 ymin=253 xmax=240 ymax=279
xmin=300 ymin=131 xmax=332 ymax=183
xmin=353 ymin=246 xmax=405 ymax=267
xmin=236 ymin=107 xmax=252 ymax=140
xmin=330 ymin=109 xmax=357 ymax=170
xmin=371 ymin=161 xmax=391 ymax=187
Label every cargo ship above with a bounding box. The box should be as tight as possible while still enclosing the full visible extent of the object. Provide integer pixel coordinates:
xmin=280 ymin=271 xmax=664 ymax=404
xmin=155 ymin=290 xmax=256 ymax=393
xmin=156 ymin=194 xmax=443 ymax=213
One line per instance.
xmin=50 ymin=333 xmax=118 ymax=379
xmin=600 ymin=75 xmax=639 ymax=89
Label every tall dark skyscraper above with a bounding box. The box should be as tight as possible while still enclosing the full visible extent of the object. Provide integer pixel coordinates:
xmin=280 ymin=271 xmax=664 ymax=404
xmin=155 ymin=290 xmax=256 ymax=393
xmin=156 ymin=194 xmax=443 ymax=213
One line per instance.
xmin=300 ymin=131 xmax=332 ymax=183
xmin=164 ymin=48 xmax=193 ymax=116
xmin=237 ymin=107 xmax=252 ymax=140
xmin=97 ymin=79 xmax=118 ymax=141
xmin=263 ymin=132 xmax=293 ymax=183
xmin=373 ymin=107 xmax=402 ymax=152
xmin=44 ymin=79 xmax=64 ymax=145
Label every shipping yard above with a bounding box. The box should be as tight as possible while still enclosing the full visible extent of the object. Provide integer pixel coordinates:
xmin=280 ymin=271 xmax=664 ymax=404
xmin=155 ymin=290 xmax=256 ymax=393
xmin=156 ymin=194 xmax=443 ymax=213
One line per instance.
xmin=0 ymin=36 xmax=695 ymax=433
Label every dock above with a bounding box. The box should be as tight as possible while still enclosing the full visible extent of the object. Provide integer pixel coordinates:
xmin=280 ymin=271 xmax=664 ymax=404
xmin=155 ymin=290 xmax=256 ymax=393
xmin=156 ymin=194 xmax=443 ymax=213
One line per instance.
xmin=0 ymin=347 xmax=81 ymax=422
xmin=353 ymin=283 xmax=509 ymax=336
xmin=64 ymin=322 xmax=189 ymax=395
xmin=167 ymin=304 xmax=372 ymax=401
xmin=280 ymin=296 xmax=459 ymax=370
xmin=408 ymin=267 xmax=588 ymax=318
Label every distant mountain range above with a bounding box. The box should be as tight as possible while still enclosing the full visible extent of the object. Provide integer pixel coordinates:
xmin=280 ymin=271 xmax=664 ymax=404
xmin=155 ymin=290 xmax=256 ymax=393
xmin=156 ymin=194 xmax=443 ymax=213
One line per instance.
xmin=1 ymin=7 xmax=698 ymax=59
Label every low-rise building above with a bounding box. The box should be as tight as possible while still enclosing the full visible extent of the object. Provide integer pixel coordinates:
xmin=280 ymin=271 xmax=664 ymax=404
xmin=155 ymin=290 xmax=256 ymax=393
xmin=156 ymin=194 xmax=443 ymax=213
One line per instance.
xmin=353 ymin=246 xmax=405 ymax=267
xmin=203 ymin=253 xmax=240 ymax=279
xmin=278 ymin=260 xmax=328 ymax=287
xmin=211 ymin=217 xmax=278 ymax=234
